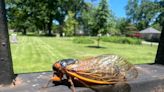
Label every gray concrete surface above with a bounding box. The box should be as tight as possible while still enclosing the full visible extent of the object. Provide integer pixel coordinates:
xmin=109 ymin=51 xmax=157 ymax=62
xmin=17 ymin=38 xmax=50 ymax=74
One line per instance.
xmin=0 ymin=64 xmax=164 ymax=92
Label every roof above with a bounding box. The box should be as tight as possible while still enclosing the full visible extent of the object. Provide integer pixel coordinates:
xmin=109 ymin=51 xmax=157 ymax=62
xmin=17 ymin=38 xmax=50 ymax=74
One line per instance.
xmin=139 ymin=27 xmax=161 ymax=34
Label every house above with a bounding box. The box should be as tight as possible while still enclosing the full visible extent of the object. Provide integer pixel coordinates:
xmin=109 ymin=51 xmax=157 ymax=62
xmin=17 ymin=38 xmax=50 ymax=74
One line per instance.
xmin=139 ymin=27 xmax=161 ymax=42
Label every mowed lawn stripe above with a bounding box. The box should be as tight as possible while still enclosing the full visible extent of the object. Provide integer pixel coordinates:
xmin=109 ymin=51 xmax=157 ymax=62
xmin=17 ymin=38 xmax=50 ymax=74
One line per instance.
xmin=10 ymin=36 xmax=158 ymax=73
xmin=100 ymin=41 xmax=157 ymax=64
xmin=44 ymin=38 xmax=94 ymax=59
xmin=11 ymin=36 xmax=54 ymax=73
xmin=38 ymin=37 xmax=68 ymax=59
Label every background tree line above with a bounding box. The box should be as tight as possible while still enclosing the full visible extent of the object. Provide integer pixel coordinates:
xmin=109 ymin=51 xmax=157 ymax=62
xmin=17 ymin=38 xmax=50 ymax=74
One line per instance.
xmin=6 ymin=0 xmax=112 ymax=36
xmin=6 ymin=0 xmax=163 ymax=37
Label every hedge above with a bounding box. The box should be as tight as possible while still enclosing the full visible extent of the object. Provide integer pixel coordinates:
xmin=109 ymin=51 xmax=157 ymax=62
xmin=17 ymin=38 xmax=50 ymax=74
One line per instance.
xmin=101 ymin=36 xmax=142 ymax=44
xmin=73 ymin=37 xmax=94 ymax=44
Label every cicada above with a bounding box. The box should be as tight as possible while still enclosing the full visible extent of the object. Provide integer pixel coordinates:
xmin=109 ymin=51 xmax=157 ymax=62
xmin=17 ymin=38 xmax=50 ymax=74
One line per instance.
xmin=46 ymin=54 xmax=138 ymax=92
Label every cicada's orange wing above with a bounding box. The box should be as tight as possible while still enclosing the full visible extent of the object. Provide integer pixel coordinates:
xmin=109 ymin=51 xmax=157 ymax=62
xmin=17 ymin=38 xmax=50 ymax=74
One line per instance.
xmin=65 ymin=54 xmax=138 ymax=84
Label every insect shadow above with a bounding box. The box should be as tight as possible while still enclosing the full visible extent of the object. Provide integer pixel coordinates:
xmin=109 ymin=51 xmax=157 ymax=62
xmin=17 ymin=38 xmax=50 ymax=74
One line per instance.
xmin=52 ymin=79 xmax=131 ymax=92
xmin=52 ymin=79 xmax=86 ymax=87
xmin=89 ymin=83 xmax=131 ymax=92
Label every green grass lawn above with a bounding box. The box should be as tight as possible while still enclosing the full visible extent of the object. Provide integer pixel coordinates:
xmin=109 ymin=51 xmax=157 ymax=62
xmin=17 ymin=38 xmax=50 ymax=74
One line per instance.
xmin=11 ymin=36 xmax=158 ymax=73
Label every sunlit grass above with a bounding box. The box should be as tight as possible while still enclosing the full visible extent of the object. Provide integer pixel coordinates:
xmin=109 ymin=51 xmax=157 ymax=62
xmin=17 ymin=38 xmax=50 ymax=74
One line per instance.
xmin=10 ymin=36 xmax=158 ymax=73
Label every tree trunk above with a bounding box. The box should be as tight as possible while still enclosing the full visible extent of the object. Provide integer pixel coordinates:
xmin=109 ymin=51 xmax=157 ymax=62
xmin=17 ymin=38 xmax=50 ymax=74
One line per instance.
xmin=155 ymin=25 xmax=164 ymax=65
xmin=47 ymin=16 xmax=53 ymax=36
xmin=59 ymin=25 xmax=63 ymax=37
xmin=22 ymin=28 xmax=27 ymax=35
xmin=0 ymin=0 xmax=14 ymax=85
xmin=43 ymin=22 xmax=46 ymax=34
xmin=59 ymin=22 xmax=64 ymax=37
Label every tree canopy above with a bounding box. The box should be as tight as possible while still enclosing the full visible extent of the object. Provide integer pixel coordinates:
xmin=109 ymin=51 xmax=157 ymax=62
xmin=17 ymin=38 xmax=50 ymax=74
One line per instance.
xmin=6 ymin=0 xmax=116 ymax=36
xmin=126 ymin=0 xmax=164 ymax=31
xmin=6 ymin=0 xmax=87 ymax=36
xmin=94 ymin=0 xmax=110 ymax=35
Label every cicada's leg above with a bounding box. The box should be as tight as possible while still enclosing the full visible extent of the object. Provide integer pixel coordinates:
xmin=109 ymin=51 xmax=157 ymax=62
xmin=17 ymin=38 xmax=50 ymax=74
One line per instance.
xmin=43 ymin=79 xmax=53 ymax=88
xmin=43 ymin=72 xmax=57 ymax=88
xmin=53 ymin=71 xmax=57 ymax=77
xmin=67 ymin=75 xmax=76 ymax=92
xmin=12 ymin=79 xmax=16 ymax=86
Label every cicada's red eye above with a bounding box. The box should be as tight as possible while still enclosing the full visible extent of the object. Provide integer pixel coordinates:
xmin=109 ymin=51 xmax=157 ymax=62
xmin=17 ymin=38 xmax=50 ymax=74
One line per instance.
xmin=54 ymin=63 xmax=61 ymax=69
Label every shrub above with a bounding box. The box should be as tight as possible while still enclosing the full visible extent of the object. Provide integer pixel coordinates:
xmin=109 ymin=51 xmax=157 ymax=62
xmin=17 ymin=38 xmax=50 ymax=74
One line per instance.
xmin=101 ymin=36 xmax=142 ymax=44
xmin=73 ymin=37 xmax=94 ymax=44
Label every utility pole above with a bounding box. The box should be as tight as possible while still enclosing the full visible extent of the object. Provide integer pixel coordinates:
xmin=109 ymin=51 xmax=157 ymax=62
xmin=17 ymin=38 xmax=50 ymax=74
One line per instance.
xmin=0 ymin=0 xmax=14 ymax=85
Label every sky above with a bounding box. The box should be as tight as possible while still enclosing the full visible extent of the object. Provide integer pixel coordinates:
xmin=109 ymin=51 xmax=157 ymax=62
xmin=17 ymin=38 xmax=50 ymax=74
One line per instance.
xmin=85 ymin=0 xmax=128 ymax=18
xmin=109 ymin=0 xmax=128 ymax=18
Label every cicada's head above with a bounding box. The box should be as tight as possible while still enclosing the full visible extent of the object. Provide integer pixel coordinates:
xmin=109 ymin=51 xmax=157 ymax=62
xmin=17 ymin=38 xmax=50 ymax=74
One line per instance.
xmin=53 ymin=59 xmax=77 ymax=71
xmin=52 ymin=59 xmax=77 ymax=81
